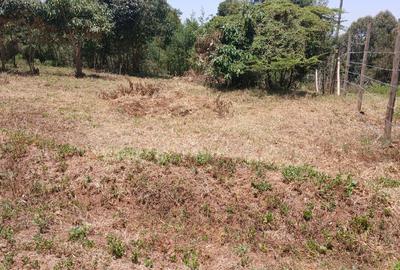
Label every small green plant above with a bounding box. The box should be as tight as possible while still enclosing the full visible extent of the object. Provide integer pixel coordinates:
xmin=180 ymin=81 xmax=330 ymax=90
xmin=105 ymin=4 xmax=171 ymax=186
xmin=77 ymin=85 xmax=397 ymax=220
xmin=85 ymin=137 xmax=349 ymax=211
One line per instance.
xmin=0 ymin=226 xmax=15 ymax=245
xmin=33 ymin=234 xmax=54 ymax=252
xmin=157 ymin=152 xmax=183 ymax=166
xmin=57 ymin=144 xmax=84 ymax=159
xmin=251 ymin=180 xmax=272 ymax=192
xmin=182 ymin=249 xmax=200 ymax=270
xmin=263 ymin=212 xmax=274 ymax=224
xmin=303 ymin=204 xmax=314 ymax=221
xmin=144 ymin=258 xmax=154 ymax=268
xmin=282 ymin=165 xmax=330 ymax=184
xmin=1 ymin=252 xmax=14 ymax=270
xmin=195 ymin=152 xmax=213 ymax=165
xmin=345 ymin=176 xmax=358 ymax=196
xmin=117 ymin=147 xmax=137 ymax=160
xmin=306 ymin=240 xmax=328 ymax=255
xmin=378 ymin=177 xmax=400 ymax=188
xmin=351 ymin=215 xmax=371 ymax=234
xmin=53 ymin=258 xmax=74 ymax=270
xmin=139 ymin=149 xmax=157 ymax=162
xmin=130 ymin=239 xmax=145 ymax=264
xmin=69 ymin=225 xmax=89 ymax=241
xmin=336 ymin=227 xmax=357 ymax=251
xmin=34 ymin=210 xmax=52 ymax=234
xmin=235 ymin=244 xmax=250 ymax=267
xmin=68 ymin=225 xmax=93 ymax=247
xmin=394 ymin=261 xmax=400 ymax=270
xmin=21 ymin=256 xmax=40 ymax=269
xmin=107 ymin=234 xmax=126 ymax=259
xmin=0 ymin=201 xmax=16 ymax=221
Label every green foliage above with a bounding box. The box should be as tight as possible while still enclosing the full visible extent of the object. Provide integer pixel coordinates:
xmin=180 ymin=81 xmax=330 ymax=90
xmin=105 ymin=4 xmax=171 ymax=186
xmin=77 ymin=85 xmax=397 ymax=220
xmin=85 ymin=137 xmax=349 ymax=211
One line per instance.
xmin=218 ymin=0 xmax=245 ymax=16
xmin=351 ymin=215 xmax=371 ymax=234
xmin=251 ymin=180 xmax=272 ymax=192
xmin=263 ymin=211 xmax=274 ymax=224
xmin=199 ymin=0 xmax=334 ymax=89
xmin=182 ymin=249 xmax=200 ymax=270
xmin=107 ymin=234 xmax=126 ymax=259
xmin=303 ymin=203 xmax=314 ymax=221
xmin=345 ymin=11 xmax=398 ymax=84
xmin=45 ymin=0 xmax=112 ymax=41
xmin=195 ymin=152 xmax=213 ymax=165
xmin=378 ymin=177 xmax=400 ymax=188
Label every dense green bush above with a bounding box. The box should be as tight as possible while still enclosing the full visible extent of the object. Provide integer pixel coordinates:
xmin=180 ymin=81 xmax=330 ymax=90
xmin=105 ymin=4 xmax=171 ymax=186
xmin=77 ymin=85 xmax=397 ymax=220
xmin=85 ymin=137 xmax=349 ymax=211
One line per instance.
xmin=197 ymin=0 xmax=335 ymax=90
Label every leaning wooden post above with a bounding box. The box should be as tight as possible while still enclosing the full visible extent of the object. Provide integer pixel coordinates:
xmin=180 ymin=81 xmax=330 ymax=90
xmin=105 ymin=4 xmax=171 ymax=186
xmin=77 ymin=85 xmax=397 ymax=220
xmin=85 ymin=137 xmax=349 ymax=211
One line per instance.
xmin=384 ymin=24 xmax=400 ymax=141
xmin=343 ymin=33 xmax=352 ymax=93
xmin=315 ymin=69 xmax=320 ymax=94
xmin=357 ymin=22 xmax=372 ymax=112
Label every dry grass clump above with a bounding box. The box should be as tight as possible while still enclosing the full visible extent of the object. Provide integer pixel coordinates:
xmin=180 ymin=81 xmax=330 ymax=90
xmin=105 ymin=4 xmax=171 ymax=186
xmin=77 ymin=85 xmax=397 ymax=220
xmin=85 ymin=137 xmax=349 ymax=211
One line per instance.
xmin=100 ymin=77 xmax=161 ymax=100
xmin=98 ymin=76 xmax=232 ymax=118
xmin=0 ymin=74 xmax=10 ymax=85
xmin=213 ymin=94 xmax=233 ymax=118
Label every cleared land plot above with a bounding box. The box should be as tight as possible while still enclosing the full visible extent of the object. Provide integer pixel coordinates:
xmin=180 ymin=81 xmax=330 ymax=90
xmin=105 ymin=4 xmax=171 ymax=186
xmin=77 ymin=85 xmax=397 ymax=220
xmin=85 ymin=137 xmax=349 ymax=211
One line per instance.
xmin=0 ymin=66 xmax=399 ymax=269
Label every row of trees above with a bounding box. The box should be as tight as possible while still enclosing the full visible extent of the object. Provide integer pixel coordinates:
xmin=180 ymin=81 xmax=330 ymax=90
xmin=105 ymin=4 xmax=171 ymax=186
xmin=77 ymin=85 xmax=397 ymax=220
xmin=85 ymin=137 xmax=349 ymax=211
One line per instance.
xmin=0 ymin=0 xmax=198 ymax=77
xmin=6 ymin=0 xmax=393 ymax=92
xmin=341 ymin=11 xmax=399 ymax=83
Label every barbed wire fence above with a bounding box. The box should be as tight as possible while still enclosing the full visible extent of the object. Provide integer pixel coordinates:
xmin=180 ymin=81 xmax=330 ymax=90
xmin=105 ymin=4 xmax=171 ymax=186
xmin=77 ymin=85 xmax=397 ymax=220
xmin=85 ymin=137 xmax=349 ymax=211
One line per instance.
xmin=335 ymin=23 xmax=400 ymax=142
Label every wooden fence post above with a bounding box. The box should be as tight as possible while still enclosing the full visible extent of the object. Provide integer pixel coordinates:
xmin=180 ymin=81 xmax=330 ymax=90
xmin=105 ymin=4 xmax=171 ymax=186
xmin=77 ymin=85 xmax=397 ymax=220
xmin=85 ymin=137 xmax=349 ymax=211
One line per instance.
xmin=337 ymin=56 xmax=341 ymax=96
xmin=315 ymin=69 xmax=320 ymax=94
xmin=343 ymin=33 xmax=352 ymax=93
xmin=384 ymin=24 xmax=400 ymax=141
xmin=357 ymin=22 xmax=372 ymax=113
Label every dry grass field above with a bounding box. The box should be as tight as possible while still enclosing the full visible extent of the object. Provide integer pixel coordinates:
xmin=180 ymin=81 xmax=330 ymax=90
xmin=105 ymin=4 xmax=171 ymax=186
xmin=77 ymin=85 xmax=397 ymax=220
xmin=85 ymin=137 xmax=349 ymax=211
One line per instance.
xmin=1 ymin=66 xmax=400 ymax=269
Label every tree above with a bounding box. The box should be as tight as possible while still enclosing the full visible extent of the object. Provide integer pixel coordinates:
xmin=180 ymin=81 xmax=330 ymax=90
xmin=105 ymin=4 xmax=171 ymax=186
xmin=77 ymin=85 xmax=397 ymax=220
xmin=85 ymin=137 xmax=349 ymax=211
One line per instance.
xmin=0 ymin=0 xmax=47 ymax=73
xmin=45 ymin=0 xmax=112 ymax=77
xmin=343 ymin=11 xmax=397 ymax=83
xmin=198 ymin=0 xmax=334 ymax=89
xmin=218 ymin=0 xmax=246 ymax=16
xmin=0 ymin=0 xmax=44 ymax=73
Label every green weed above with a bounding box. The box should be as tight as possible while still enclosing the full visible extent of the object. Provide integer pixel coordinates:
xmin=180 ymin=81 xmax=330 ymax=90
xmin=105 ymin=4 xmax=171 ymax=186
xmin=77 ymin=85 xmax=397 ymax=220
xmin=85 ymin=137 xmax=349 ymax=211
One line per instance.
xmin=57 ymin=144 xmax=84 ymax=159
xmin=306 ymin=240 xmax=328 ymax=255
xmin=251 ymin=180 xmax=272 ymax=192
xmin=195 ymin=152 xmax=213 ymax=165
xmin=303 ymin=203 xmax=314 ymax=221
xmin=107 ymin=234 xmax=126 ymax=259
xmin=33 ymin=234 xmax=54 ymax=253
xmin=139 ymin=149 xmax=157 ymax=162
xmin=157 ymin=152 xmax=183 ymax=166
xmin=53 ymin=258 xmax=74 ymax=270
xmin=263 ymin=212 xmax=274 ymax=224
xmin=351 ymin=215 xmax=371 ymax=234
xmin=378 ymin=177 xmax=400 ymax=188
xmin=182 ymin=249 xmax=200 ymax=270
xmin=69 ymin=225 xmax=94 ymax=247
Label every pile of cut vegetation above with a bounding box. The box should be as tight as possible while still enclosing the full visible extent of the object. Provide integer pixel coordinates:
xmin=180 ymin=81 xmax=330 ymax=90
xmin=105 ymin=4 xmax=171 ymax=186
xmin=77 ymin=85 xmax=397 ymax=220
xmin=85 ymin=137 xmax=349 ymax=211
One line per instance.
xmin=0 ymin=130 xmax=399 ymax=269
xmin=99 ymin=78 xmax=233 ymax=118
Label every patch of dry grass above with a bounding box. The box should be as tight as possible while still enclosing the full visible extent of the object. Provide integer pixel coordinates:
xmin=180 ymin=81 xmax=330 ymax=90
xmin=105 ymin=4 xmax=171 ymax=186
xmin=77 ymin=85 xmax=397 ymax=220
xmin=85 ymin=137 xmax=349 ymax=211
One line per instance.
xmin=0 ymin=66 xmax=399 ymax=182
xmin=0 ymin=130 xmax=399 ymax=269
xmin=1 ymin=66 xmax=400 ymax=269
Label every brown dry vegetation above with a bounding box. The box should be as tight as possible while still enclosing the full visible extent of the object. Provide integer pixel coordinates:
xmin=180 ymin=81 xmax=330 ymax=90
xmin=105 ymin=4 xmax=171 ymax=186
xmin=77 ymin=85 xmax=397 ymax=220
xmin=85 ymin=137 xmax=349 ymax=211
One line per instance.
xmin=0 ymin=66 xmax=400 ymax=269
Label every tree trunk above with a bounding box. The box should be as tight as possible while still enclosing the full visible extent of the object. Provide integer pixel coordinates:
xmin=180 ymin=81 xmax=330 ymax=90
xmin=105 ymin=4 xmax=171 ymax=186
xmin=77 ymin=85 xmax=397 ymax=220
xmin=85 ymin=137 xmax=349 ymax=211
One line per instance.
xmin=74 ymin=40 xmax=84 ymax=78
xmin=0 ymin=40 xmax=6 ymax=71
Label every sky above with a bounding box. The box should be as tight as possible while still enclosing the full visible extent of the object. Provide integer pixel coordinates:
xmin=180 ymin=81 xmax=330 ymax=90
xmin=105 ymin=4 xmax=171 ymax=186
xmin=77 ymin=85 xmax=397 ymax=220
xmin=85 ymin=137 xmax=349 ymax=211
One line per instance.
xmin=167 ymin=0 xmax=400 ymax=27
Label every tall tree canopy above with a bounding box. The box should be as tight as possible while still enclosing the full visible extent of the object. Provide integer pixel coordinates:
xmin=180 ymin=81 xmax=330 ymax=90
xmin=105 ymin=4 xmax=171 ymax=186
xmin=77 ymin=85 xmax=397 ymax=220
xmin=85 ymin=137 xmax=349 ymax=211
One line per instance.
xmin=45 ymin=0 xmax=113 ymax=77
xmin=197 ymin=0 xmax=335 ymax=89
xmin=343 ymin=11 xmax=398 ymax=83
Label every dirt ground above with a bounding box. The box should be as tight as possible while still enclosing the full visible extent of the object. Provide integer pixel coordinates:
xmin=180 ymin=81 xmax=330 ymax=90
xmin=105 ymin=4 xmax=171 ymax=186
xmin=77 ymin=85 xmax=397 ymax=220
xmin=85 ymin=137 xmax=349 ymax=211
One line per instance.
xmin=0 ymin=66 xmax=399 ymax=269
xmin=0 ymin=66 xmax=399 ymax=181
